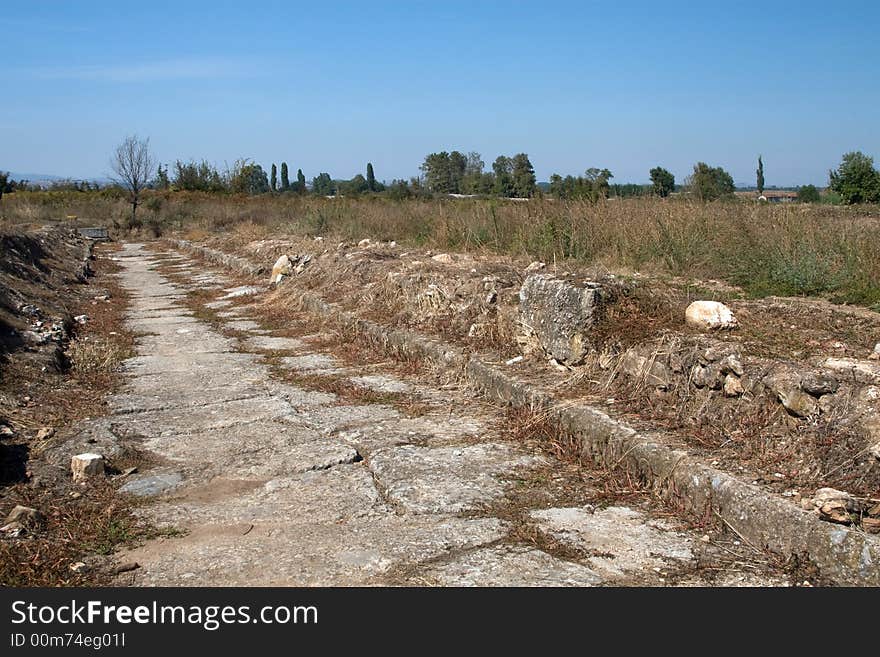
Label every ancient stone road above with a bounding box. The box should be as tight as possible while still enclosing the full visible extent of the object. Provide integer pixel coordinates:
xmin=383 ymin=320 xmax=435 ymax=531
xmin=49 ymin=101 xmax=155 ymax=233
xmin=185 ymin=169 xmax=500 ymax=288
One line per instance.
xmin=102 ymin=244 xmax=780 ymax=586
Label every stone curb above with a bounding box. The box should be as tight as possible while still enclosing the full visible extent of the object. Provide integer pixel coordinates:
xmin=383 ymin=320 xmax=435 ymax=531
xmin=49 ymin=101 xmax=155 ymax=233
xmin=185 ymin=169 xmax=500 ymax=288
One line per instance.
xmin=171 ymin=239 xmax=880 ymax=585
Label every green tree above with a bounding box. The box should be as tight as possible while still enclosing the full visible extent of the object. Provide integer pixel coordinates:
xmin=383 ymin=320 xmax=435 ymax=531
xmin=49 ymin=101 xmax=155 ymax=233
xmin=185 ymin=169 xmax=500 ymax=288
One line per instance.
xmin=280 ymin=162 xmax=290 ymax=190
xmin=585 ymin=167 xmax=613 ymax=199
xmin=688 ymin=162 xmax=735 ymax=201
xmin=229 ymin=159 xmax=270 ymax=195
xmin=460 ymin=152 xmax=485 ymax=194
xmin=756 ymin=155 xmax=765 ymax=195
xmin=154 ymin=164 xmax=170 ymax=190
xmin=386 ymin=179 xmax=412 ymax=200
xmin=492 ymin=156 xmax=514 ymax=197
xmin=270 ymin=163 xmax=278 ymax=192
xmin=366 ymin=162 xmax=376 ymax=192
xmin=341 ymin=174 xmax=369 ymax=196
xmin=511 ymin=153 xmax=537 ymax=197
xmin=421 ymin=152 xmax=454 ymax=193
xmin=311 ymin=172 xmax=334 ymax=195
xmin=449 ymin=151 xmax=467 ymax=193
xmin=297 ymin=168 xmax=306 ymax=193
xmin=829 ymin=151 xmax=880 ymax=204
xmin=0 ymin=171 xmax=8 ymax=202
xmin=649 ymin=166 xmax=675 ymax=197
xmin=797 ymin=184 xmax=821 ymax=203
xmin=172 ymin=160 xmax=225 ymax=192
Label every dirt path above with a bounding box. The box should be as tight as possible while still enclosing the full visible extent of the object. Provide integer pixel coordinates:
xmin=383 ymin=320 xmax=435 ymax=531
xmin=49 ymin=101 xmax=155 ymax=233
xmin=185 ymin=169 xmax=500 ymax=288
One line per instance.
xmin=103 ymin=243 xmax=783 ymax=586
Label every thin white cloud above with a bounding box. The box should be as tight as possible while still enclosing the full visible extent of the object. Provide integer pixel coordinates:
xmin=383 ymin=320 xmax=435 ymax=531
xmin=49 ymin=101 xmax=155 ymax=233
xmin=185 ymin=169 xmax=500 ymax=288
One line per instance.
xmin=0 ymin=18 xmax=92 ymax=34
xmin=26 ymin=56 xmax=260 ymax=82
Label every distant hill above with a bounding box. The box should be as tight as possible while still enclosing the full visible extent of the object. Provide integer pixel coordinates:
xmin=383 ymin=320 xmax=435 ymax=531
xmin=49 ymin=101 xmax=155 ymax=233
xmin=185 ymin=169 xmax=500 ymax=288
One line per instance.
xmin=5 ymin=172 xmax=64 ymax=184
xmin=3 ymin=172 xmax=111 ymax=187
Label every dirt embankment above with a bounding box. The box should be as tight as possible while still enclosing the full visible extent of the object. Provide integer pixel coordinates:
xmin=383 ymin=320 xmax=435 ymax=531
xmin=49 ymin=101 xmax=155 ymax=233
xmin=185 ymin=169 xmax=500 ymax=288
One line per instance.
xmin=0 ymin=227 xmax=147 ymax=586
xmin=0 ymin=227 xmax=94 ymax=368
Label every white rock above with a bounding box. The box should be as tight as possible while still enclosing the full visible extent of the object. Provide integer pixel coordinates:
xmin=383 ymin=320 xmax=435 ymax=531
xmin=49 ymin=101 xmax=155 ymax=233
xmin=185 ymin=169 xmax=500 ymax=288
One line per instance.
xmin=684 ymin=301 xmax=738 ymax=330
xmin=71 ymin=453 xmax=105 ymax=483
xmin=357 ymin=238 xmax=372 ymax=248
xmin=270 ymin=254 xmax=291 ymax=285
xmin=432 ymin=253 xmax=454 ymax=264
xmin=869 ymin=343 xmax=880 ymax=360
xmin=525 ymin=261 xmax=546 ymax=273
xmin=812 ymin=487 xmax=860 ymax=523
xmin=723 ymin=374 xmax=744 ymax=397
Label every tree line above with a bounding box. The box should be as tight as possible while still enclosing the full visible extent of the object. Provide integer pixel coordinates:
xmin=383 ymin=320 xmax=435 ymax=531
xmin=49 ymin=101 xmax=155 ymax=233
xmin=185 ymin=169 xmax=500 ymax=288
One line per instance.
xmin=5 ymin=136 xmax=880 ymax=227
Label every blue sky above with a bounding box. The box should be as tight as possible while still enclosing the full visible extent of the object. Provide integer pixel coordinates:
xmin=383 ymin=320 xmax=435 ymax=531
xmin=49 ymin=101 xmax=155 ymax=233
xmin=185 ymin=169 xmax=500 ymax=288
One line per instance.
xmin=3 ymin=1 xmax=879 ymax=186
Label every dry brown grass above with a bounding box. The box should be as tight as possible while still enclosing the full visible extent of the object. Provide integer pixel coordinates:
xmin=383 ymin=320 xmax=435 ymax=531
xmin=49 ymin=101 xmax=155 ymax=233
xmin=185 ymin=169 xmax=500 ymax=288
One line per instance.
xmin=5 ymin=191 xmax=880 ymax=307
xmin=0 ymin=481 xmax=163 ymax=586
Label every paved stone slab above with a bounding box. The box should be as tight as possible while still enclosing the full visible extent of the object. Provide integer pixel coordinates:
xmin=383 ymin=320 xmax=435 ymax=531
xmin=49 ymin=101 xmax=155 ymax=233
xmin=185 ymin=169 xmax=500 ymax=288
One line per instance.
xmin=350 ymin=374 xmax=412 ymax=394
xmin=122 ymin=352 xmax=261 ymax=376
xmin=530 ymin=506 xmax=694 ymax=580
xmin=247 ymin=336 xmax=308 ymax=352
xmin=225 ymin=319 xmax=263 ymax=332
xmin=415 ymin=545 xmax=603 ymax=586
xmin=298 ymin=403 xmax=399 ymax=434
xmin=120 ymin=472 xmax=184 ymax=497
xmin=369 ymin=443 xmax=541 ymax=514
xmin=278 ymin=353 xmax=341 ymax=371
xmin=113 ymin=397 xmax=299 ymax=437
xmin=135 ymin=330 xmax=236 ymax=356
xmin=123 ymin=514 xmax=505 ymax=586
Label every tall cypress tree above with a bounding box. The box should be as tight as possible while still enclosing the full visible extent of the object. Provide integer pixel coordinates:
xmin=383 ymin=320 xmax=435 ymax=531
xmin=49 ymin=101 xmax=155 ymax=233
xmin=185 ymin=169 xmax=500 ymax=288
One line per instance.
xmin=756 ymin=156 xmax=765 ymax=195
xmin=366 ymin=162 xmax=376 ymax=192
xmin=297 ymin=168 xmax=306 ymax=193
xmin=270 ymin=163 xmax=278 ymax=192
xmin=280 ymin=162 xmax=289 ymax=190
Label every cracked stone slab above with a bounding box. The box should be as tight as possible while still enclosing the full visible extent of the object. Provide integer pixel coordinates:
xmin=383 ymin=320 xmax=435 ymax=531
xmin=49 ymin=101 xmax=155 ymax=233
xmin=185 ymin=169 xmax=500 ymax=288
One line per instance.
xmin=148 ymin=464 xmax=380 ymax=527
xmin=122 ymin=514 xmax=506 ymax=586
xmin=334 ymin=414 xmax=486 ymax=452
xmin=125 ymin=315 xmax=202 ymax=332
xmin=246 ymin=336 xmax=308 ymax=352
xmin=135 ymin=330 xmax=236 ymax=356
xmin=120 ymin=471 xmax=184 ymax=497
xmin=225 ymin=320 xmax=263 ymax=332
xmin=111 ymin=396 xmax=299 ymax=437
xmin=278 ymin=353 xmax=342 ymax=372
xmin=529 ymin=506 xmax=694 ymax=580
xmin=414 ymin=545 xmax=603 ymax=586
xmin=132 ymin=421 xmax=358 ymax=480
xmin=127 ymin=308 xmax=195 ymax=320
xmin=350 ymin=374 xmax=413 ymax=394
xmin=122 ymin=351 xmax=261 ymax=376
xmin=263 ymin=381 xmax=338 ymax=408
xmin=298 ymin=403 xmax=400 ymax=434
xmin=369 ymin=443 xmax=542 ymax=514
xmin=107 ymin=386 xmax=264 ymax=414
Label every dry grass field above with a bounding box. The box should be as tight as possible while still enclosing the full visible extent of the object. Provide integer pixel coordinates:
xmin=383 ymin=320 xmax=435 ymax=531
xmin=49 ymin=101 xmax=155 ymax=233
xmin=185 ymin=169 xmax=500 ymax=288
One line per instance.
xmin=3 ymin=191 xmax=880 ymax=308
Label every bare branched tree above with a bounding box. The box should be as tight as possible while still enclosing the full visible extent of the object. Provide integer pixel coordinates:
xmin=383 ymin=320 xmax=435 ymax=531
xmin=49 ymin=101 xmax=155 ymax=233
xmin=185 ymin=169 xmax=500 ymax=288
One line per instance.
xmin=111 ymin=135 xmax=155 ymax=227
